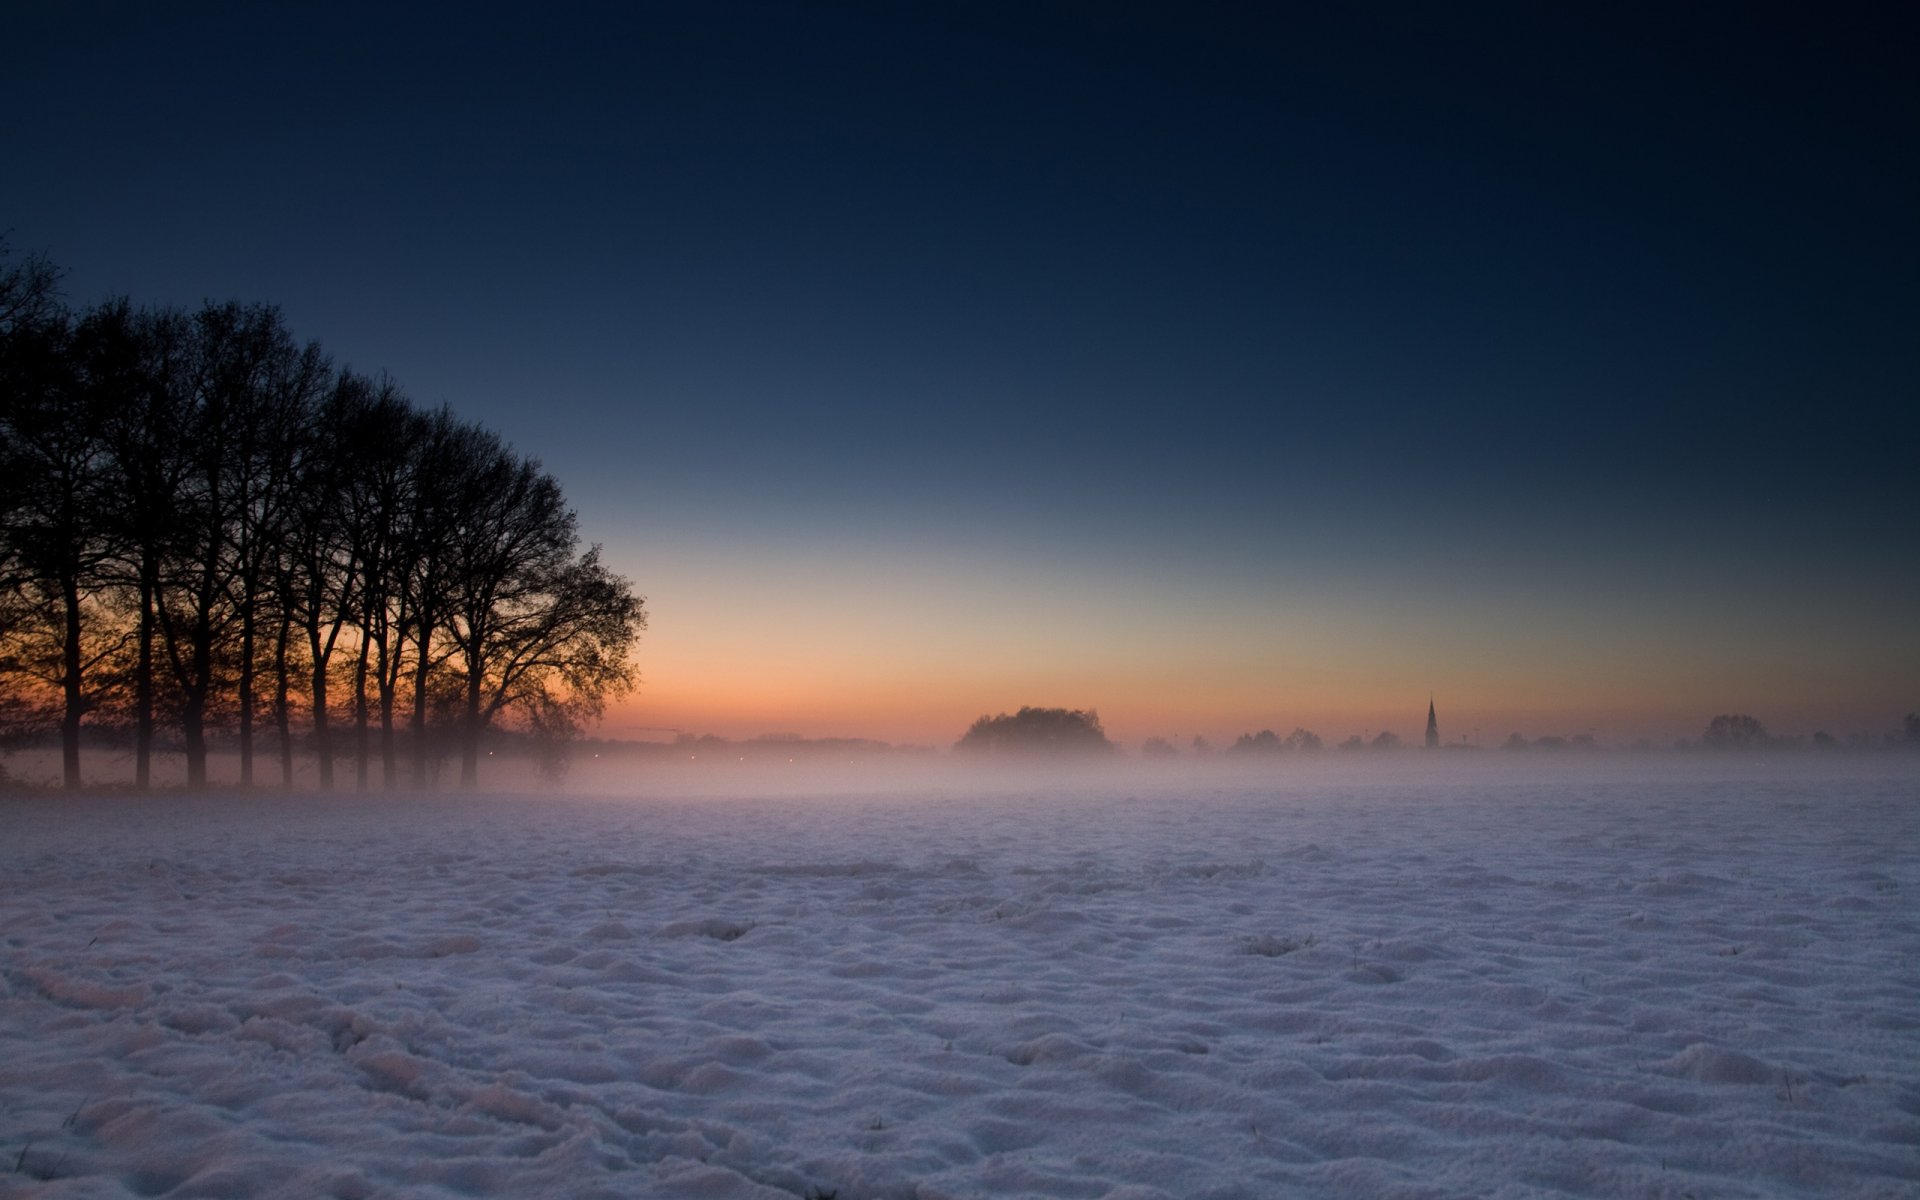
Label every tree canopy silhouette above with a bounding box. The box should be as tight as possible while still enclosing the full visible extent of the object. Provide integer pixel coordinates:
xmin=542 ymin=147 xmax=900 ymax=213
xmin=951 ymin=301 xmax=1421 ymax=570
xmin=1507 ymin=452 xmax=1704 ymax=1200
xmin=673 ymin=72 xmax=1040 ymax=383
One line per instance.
xmin=954 ymin=706 xmax=1114 ymax=755
xmin=1703 ymin=714 xmax=1769 ymax=750
xmin=1229 ymin=729 xmax=1283 ymax=754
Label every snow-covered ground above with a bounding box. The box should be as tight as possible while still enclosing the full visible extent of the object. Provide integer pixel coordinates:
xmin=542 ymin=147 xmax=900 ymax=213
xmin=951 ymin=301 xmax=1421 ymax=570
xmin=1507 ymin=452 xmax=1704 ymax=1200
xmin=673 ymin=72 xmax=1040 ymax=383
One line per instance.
xmin=3 ymin=762 xmax=1917 ymax=1198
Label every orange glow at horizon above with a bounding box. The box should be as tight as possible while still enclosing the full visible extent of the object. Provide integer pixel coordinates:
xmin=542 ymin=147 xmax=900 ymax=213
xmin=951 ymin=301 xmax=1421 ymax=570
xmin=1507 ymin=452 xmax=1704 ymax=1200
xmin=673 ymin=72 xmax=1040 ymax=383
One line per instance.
xmin=590 ymin=541 xmax=1915 ymax=749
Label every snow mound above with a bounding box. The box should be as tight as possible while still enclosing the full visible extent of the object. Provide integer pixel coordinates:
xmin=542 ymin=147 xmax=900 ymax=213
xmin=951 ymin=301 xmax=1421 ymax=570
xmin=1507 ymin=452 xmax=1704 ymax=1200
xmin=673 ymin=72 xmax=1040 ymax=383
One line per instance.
xmin=1664 ymin=1043 xmax=1778 ymax=1086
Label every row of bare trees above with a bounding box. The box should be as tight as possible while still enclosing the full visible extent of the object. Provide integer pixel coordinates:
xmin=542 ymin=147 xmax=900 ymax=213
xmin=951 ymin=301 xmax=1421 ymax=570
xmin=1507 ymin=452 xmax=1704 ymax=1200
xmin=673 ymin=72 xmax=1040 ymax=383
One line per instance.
xmin=0 ymin=245 xmax=644 ymax=791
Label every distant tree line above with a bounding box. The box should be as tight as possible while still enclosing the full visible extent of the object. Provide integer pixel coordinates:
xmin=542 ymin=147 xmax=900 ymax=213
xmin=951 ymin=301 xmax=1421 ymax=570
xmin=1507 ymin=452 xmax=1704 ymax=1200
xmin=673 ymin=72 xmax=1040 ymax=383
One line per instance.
xmin=1227 ymin=727 xmax=1324 ymax=754
xmin=1501 ymin=732 xmax=1597 ymax=751
xmin=0 ymin=243 xmax=644 ymax=791
xmin=1689 ymin=713 xmax=1918 ymax=752
xmin=1155 ymin=712 xmax=1920 ymax=757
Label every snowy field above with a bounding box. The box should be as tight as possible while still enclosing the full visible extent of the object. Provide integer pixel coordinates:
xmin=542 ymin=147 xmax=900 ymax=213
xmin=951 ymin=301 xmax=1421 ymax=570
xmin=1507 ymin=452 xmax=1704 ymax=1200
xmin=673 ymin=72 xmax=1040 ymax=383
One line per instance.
xmin=3 ymin=762 xmax=1917 ymax=1199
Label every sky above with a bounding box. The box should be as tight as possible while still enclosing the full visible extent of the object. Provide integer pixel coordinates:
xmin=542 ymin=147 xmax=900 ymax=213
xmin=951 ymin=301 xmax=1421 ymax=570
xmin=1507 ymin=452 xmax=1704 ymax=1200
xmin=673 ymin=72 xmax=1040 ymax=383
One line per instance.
xmin=5 ymin=2 xmax=1916 ymax=747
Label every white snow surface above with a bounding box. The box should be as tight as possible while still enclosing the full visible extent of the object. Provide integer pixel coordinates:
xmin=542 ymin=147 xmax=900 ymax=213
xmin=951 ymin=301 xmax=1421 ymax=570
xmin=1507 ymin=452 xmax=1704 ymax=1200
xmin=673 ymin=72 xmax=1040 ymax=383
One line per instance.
xmin=3 ymin=763 xmax=1917 ymax=1199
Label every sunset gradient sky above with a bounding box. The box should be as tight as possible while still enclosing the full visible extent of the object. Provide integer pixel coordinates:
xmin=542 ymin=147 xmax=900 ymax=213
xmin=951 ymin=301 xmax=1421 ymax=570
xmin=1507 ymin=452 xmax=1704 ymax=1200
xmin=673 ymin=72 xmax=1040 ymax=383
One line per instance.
xmin=7 ymin=3 xmax=1915 ymax=746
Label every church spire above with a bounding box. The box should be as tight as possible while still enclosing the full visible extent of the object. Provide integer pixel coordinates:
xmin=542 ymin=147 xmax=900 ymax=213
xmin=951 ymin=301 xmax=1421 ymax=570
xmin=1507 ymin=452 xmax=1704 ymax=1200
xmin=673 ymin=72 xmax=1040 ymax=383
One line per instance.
xmin=1425 ymin=696 xmax=1439 ymax=748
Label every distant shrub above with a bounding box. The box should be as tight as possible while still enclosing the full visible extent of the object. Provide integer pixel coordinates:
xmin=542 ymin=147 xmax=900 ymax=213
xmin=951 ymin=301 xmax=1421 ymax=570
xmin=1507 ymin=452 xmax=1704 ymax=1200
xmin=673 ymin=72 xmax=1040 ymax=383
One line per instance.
xmin=1242 ymin=933 xmax=1314 ymax=957
xmin=1703 ymin=714 xmax=1769 ymax=750
xmin=954 ymin=707 xmax=1115 ymax=755
xmin=1229 ymin=730 xmax=1283 ymax=755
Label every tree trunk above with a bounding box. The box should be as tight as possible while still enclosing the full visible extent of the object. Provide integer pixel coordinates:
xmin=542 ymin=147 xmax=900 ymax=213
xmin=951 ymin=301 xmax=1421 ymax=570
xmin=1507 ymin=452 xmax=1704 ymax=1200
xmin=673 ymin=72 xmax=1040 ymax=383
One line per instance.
xmin=183 ymin=591 xmax=214 ymax=787
xmin=60 ymin=573 xmax=83 ymax=790
xmin=237 ymin=587 xmax=255 ymax=788
xmin=459 ymin=648 xmax=484 ymax=789
xmin=379 ymin=673 xmax=397 ymax=789
xmin=308 ymin=618 xmax=334 ymax=790
xmin=352 ymin=623 xmax=372 ymax=791
xmin=377 ymin=597 xmax=404 ymax=790
xmin=134 ymin=569 xmax=155 ymax=791
xmin=274 ymin=610 xmax=294 ymax=787
xmin=409 ymin=613 xmax=433 ymax=789
xmin=182 ymin=686 xmax=208 ymax=787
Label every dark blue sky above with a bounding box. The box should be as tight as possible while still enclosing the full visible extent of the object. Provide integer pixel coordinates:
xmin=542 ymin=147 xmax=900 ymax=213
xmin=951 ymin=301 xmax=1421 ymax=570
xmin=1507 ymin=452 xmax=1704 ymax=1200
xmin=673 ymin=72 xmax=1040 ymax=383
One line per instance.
xmin=7 ymin=2 xmax=1916 ymax=741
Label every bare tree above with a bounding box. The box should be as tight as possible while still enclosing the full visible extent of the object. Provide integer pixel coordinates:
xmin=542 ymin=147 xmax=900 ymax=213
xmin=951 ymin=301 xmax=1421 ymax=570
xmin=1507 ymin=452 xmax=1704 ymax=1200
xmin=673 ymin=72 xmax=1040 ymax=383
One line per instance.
xmin=401 ymin=409 xmax=486 ymax=787
xmin=154 ymin=303 xmax=311 ymax=786
xmin=227 ymin=312 xmax=328 ymax=786
xmin=338 ymin=385 xmax=421 ymax=790
xmin=463 ymin=547 xmax=641 ymax=785
xmin=439 ymin=435 xmax=643 ymax=788
xmin=95 ymin=304 xmax=195 ymax=789
xmin=0 ymin=237 xmax=60 ymax=335
xmin=280 ymin=370 xmax=377 ymax=789
xmin=0 ymin=299 xmax=127 ymax=787
xmin=0 ymin=241 xmax=66 ymax=752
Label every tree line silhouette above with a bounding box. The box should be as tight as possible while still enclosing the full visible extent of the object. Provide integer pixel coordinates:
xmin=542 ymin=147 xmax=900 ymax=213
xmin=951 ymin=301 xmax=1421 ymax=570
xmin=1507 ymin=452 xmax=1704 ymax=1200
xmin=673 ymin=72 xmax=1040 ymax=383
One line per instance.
xmin=0 ymin=243 xmax=644 ymax=791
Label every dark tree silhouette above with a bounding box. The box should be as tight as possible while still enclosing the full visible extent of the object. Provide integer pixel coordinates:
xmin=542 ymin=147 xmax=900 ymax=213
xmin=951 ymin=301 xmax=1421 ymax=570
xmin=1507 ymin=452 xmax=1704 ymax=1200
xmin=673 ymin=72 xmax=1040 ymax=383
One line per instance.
xmin=94 ymin=302 xmax=194 ymax=789
xmin=341 ymin=388 xmax=423 ymax=789
xmin=954 ymin=707 xmax=1114 ymax=755
xmin=1141 ymin=736 xmax=1177 ymax=758
xmin=0 ymin=303 xmax=120 ymax=787
xmin=453 ymin=426 xmax=644 ymax=787
xmin=153 ymin=303 xmax=318 ymax=787
xmin=439 ymin=431 xmax=573 ymax=787
xmin=1231 ymin=727 xmax=1322 ymax=754
xmin=402 ymin=409 xmax=482 ymax=787
xmin=226 ymin=314 xmax=328 ymax=786
xmin=0 ymin=240 xmax=64 ymax=750
xmin=1703 ymin=713 xmax=1769 ymax=750
xmin=1285 ymin=727 xmax=1323 ymax=751
xmin=1229 ymin=729 xmax=1283 ymax=754
xmin=281 ymin=370 xmax=369 ymax=789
